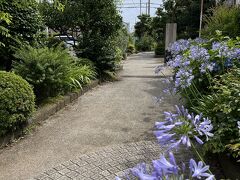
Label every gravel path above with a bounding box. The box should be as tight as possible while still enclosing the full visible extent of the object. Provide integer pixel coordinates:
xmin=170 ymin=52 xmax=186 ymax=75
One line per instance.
xmin=0 ymin=52 xmax=177 ymax=180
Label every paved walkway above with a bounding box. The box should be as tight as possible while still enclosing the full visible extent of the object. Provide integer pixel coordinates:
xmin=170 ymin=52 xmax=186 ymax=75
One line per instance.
xmin=0 ymin=52 xmax=177 ymax=180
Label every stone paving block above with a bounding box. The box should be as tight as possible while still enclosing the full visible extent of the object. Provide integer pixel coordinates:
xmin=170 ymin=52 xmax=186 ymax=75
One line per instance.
xmin=45 ymin=169 xmax=58 ymax=175
xmin=82 ymin=170 xmax=96 ymax=178
xmin=100 ymin=170 xmax=111 ymax=177
xmin=74 ymin=166 xmax=88 ymax=174
xmin=89 ymin=167 xmax=102 ymax=174
xmin=35 ymin=173 xmax=49 ymax=180
xmin=67 ymin=164 xmax=81 ymax=171
xmin=48 ymin=173 xmax=63 ymax=179
xmin=65 ymin=171 xmax=79 ymax=178
xmin=58 ymin=168 xmax=72 ymax=175
xmin=107 ymin=166 xmax=122 ymax=174
xmin=75 ymin=160 xmax=89 ymax=167
xmin=104 ymin=174 xmax=116 ymax=180
xmin=115 ymin=170 xmax=126 ymax=177
xmin=35 ymin=141 xmax=166 ymax=180
xmin=56 ymin=176 xmax=71 ymax=180
xmin=63 ymin=160 xmax=76 ymax=167
xmin=71 ymin=174 xmax=86 ymax=180
xmin=54 ymin=165 xmax=67 ymax=171
xmin=99 ymin=163 xmax=112 ymax=170
xmin=90 ymin=173 xmax=104 ymax=180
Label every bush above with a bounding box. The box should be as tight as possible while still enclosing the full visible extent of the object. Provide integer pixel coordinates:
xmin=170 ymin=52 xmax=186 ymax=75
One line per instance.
xmin=135 ymin=35 xmax=155 ymax=52
xmin=194 ymin=68 xmax=240 ymax=154
xmin=127 ymin=44 xmax=135 ymax=54
xmin=202 ymin=5 xmax=240 ymax=38
xmin=0 ymin=71 xmax=35 ymax=135
xmin=45 ymin=37 xmax=65 ymax=49
xmin=155 ymin=43 xmax=165 ymax=56
xmin=13 ymin=46 xmax=96 ymax=102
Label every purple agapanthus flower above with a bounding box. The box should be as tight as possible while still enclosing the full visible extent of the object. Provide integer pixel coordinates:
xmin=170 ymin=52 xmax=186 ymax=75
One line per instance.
xmin=189 ymin=45 xmax=210 ymax=61
xmin=168 ymin=39 xmax=191 ymax=57
xmin=117 ymin=153 xmax=215 ymax=180
xmin=154 ymin=106 xmax=213 ymax=150
xmin=190 ymin=159 xmax=215 ymax=180
xmin=131 ymin=163 xmax=157 ymax=180
xmin=200 ymin=62 xmax=215 ymax=73
xmin=152 ymin=152 xmax=179 ymax=176
xmin=175 ymin=68 xmax=194 ymax=88
xmin=193 ymin=38 xmax=208 ymax=44
xmin=212 ymin=41 xmax=229 ymax=57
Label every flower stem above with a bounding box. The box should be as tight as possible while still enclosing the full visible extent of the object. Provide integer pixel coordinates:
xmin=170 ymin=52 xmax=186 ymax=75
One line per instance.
xmin=191 ymin=141 xmax=214 ymax=176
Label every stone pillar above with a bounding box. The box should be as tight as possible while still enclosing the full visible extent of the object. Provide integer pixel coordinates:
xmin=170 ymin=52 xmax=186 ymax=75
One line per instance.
xmin=165 ymin=23 xmax=177 ymax=50
xmin=164 ymin=23 xmax=177 ymax=63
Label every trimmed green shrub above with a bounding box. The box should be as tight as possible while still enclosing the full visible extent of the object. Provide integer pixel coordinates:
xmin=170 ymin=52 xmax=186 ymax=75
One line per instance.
xmin=0 ymin=71 xmax=35 ymax=135
xmin=13 ymin=46 xmax=96 ymax=102
xmin=203 ymin=5 xmax=240 ymax=38
xmin=155 ymin=43 xmax=165 ymax=56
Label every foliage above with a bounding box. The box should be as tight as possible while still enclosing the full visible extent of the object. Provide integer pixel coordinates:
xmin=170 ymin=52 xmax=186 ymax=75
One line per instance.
xmin=77 ymin=0 xmax=122 ymax=75
xmin=44 ymin=36 xmax=66 ymax=49
xmin=40 ymin=0 xmax=123 ymax=75
xmin=162 ymin=0 xmax=215 ymax=39
xmin=134 ymin=14 xmax=153 ymax=39
xmin=152 ymin=7 xmax=166 ymax=45
xmin=202 ymin=5 xmax=240 ymax=38
xmin=13 ymin=46 xmax=96 ymax=102
xmin=117 ymin=105 xmax=215 ymax=179
xmin=135 ymin=34 xmax=155 ymax=52
xmin=155 ymin=43 xmax=165 ymax=56
xmin=114 ymin=27 xmax=129 ymax=57
xmin=0 ymin=11 xmax=11 ymax=47
xmin=226 ymin=143 xmax=240 ymax=161
xmin=194 ymin=68 xmax=240 ymax=154
xmin=127 ymin=44 xmax=135 ymax=54
xmin=0 ymin=71 xmax=35 ymax=135
xmin=158 ymin=33 xmax=240 ymax=159
xmin=0 ymin=0 xmax=44 ymax=70
xmin=39 ymin=0 xmax=81 ymax=35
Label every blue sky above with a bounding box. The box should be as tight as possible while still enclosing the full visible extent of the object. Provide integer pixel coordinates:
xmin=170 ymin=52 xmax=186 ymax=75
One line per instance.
xmin=118 ymin=0 xmax=163 ymax=32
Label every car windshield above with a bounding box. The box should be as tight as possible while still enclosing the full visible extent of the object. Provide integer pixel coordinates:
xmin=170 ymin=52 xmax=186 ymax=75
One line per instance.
xmin=56 ymin=36 xmax=75 ymax=41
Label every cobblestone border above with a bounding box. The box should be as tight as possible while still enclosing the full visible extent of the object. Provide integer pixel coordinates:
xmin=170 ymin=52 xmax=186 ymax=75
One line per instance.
xmin=33 ymin=141 xmax=163 ymax=180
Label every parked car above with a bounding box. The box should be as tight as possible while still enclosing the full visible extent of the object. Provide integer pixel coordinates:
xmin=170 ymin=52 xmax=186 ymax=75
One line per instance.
xmin=54 ymin=35 xmax=78 ymax=49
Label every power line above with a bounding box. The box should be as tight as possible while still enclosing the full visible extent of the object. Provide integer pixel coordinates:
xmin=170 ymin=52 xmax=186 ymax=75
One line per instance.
xmin=117 ymin=6 xmax=160 ymax=8
xmin=117 ymin=2 xmax=161 ymax=5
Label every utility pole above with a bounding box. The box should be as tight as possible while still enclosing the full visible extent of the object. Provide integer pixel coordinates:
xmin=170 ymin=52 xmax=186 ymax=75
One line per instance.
xmin=148 ymin=0 xmax=150 ymax=15
xmin=199 ymin=0 xmax=204 ymax=37
xmin=140 ymin=0 xmax=142 ymax=15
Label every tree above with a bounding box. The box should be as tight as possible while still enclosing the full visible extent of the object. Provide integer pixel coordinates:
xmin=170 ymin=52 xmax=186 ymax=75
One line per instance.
xmin=134 ymin=14 xmax=153 ymax=39
xmin=162 ymin=0 xmax=215 ymax=39
xmin=0 ymin=0 xmax=44 ymax=70
xmin=78 ymin=0 xmax=122 ymax=75
xmin=39 ymin=0 xmax=82 ymax=35
xmin=152 ymin=8 xmax=167 ymax=44
xmin=40 ymin=0 xmax=123 ymax=75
